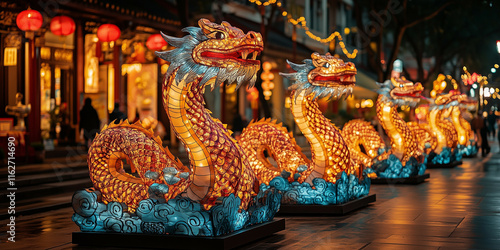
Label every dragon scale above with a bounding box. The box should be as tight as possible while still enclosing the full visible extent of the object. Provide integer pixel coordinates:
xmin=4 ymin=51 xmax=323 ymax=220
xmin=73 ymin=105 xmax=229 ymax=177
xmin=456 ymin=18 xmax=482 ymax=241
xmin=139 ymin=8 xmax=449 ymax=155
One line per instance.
xmin=341 ymin=119 xmax=385 ymax=168
xmin=292 ymin=91 xmax=355 ymax=183
xmin=164 ymin=72 xmax=255 ymax=209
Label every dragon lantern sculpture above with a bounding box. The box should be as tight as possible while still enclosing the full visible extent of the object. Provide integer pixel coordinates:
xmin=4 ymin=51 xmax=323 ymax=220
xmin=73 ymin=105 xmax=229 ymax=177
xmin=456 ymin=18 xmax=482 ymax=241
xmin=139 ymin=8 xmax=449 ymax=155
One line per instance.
xmin=367 ymin=77 xmax=427 ymax=178
xmin=239 ymin=52 xmax=370 ymax=205
xmin=72 ymin=19 xmax=284 ymax=237
xmin=455 ymin=96 xmax=479 ymax=157
xmin=426 ymin=91 xmax=466 ymax=165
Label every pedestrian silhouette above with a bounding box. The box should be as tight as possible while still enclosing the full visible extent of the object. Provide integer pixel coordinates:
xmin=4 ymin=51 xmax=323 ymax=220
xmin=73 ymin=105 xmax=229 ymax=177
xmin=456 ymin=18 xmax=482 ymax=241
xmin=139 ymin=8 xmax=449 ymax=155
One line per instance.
xmin=79 ymin=98 xmax=101 ymax=149
xmin=109 ymin=102 xmax=127 ymax=124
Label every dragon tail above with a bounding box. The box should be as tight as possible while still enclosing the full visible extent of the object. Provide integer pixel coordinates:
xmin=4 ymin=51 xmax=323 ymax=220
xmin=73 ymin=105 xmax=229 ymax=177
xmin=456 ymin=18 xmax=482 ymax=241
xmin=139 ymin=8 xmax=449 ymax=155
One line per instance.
xmin=407 ymin=122 xmax=437 ymax=155
xmin=238 ymin=118 xmax=311 ymax=184
xmin=341 ymin=119 xmax=385 ymax=168
xmin=88 ymin=120 xmax=191 ymax=212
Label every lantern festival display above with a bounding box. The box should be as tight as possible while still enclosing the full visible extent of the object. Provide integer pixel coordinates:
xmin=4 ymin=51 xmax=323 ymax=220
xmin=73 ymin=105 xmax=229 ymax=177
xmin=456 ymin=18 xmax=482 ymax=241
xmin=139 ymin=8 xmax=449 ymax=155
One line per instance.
xmin=425 ymin=91 xmax=465 ymax=166
xmin=97 ymin=23 xmax=121 ymax=42
xmin=16 ymin=8 xmax=43 ymax=39
xmin=50 ymin=16 xmax=75 ymax=36
xmin=366 ymin=77 xmax=427 ymax=178
xmin=238 ymin=52 xmax=370 ymax=205
xmin=455 ymin=97 xmax=479 ymax=157
xmin=72 ymin=19 xmax=284 ymax=237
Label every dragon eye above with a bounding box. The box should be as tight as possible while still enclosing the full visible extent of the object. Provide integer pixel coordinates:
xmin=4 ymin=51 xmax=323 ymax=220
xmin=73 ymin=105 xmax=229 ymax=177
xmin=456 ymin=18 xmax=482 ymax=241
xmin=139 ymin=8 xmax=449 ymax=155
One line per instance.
xmin=324 ymin=63 xmax=330 ymax=68
xmin=215 ymin=32 xmax=225 ymax=39
xmin=400 ymin=84 xmax=403 ymax=88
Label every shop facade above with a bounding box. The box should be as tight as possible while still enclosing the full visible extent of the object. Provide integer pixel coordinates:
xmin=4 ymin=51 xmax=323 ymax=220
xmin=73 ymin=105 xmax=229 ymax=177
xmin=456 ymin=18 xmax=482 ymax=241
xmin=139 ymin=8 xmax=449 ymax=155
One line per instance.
xmin=0 ymin=0 xmax=181 ymax=159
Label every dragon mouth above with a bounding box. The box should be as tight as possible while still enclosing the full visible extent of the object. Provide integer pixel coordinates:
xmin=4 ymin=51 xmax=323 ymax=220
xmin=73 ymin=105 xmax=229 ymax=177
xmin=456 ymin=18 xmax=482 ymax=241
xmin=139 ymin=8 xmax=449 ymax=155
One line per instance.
xmin=200 ymin=46 xmax=262 ymax=65
xmin=310 ymin=72 xmax=356 ymax=87
xmin=393 ymin=90 xmax=422 ymax=98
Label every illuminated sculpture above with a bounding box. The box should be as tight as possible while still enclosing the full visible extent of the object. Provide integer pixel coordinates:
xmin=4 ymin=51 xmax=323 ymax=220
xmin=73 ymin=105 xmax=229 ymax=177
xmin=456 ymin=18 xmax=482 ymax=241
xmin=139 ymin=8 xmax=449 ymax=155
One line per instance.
xmin=341 ymin=119 xmax=386 ymax=168
xmin=455 ymin=97 xmax=479 ymax=157
xmin=72 ymin=19 xmax=283 ymax=236
xmin=368 ymin=77 xmax=426 ymax=178
xmin=407 ymin=121 xmax=437 ymax=156
xmin=239 ymin=53 xmax=370 ymax=205
xmin=426 ymin=91 xmax=466 ymax=165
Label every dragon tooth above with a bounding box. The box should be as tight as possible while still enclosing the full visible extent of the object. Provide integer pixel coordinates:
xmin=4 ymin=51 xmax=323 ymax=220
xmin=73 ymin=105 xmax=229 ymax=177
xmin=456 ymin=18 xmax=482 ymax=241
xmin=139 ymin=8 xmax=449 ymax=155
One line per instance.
xmin=241 ymin=50 xmax=249 ymax=60
xmin=340 ymin=76 xmax=344 ymax=82
xmin=251 ymin=51 xmax=258 ymax=60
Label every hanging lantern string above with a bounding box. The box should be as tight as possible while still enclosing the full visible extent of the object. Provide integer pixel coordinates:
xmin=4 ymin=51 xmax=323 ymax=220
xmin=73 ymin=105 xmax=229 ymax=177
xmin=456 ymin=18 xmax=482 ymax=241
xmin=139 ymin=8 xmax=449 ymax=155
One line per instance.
xmin=248 ymin=0 xmax=357 ymax=59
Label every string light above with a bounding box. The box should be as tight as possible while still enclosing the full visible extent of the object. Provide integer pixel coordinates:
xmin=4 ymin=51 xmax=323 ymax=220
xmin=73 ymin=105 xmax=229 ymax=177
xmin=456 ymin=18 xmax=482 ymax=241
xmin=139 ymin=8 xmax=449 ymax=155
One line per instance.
xmin=248 ymin=0 xmax=357 ymax=58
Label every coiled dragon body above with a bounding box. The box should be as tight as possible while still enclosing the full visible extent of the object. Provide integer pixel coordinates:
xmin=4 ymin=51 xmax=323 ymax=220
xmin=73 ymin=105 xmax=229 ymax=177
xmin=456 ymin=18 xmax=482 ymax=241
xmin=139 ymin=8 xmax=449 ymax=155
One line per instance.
xmin=89 ymin=19 xmax=262 ymax=211
xmin=341 ymin=119 xmax=385 ymax=168
xmin=428 ymin=91 xmax=462 ymax=154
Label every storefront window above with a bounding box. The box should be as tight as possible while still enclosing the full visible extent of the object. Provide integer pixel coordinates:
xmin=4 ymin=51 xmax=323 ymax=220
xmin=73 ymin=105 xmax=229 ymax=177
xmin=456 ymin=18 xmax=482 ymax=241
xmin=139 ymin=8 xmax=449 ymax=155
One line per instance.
xmin=40 ymin=63 xmax=52 ymax=139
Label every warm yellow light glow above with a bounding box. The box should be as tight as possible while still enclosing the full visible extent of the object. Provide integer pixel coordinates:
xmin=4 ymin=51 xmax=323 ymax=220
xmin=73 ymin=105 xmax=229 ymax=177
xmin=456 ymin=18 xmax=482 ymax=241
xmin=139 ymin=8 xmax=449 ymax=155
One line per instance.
xmin=440 ymin=81 xmax=447 ymax=90
xmin=495 ymin=64 xmax=499 ymax=68
xmin=344 ymin=27 xmax=350 ymax=35
xmin=4 ymin=47 xmax=17 ymax=66
xmin=108 ymin=64 xmax=115 ymax=113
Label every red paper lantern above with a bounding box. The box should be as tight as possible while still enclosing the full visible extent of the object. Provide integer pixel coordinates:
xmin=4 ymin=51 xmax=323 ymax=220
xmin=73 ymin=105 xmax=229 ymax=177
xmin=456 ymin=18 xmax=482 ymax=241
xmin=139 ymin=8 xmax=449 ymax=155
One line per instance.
xmin=97 ymin=24 xmax=121 ymax=42
xmin=50 ymin=16 xmax=75 ymax=36
xmin=146 ymin=34 xmax=167 ymax=51
xmin=16 ymin=9 xmax=43 ymax=31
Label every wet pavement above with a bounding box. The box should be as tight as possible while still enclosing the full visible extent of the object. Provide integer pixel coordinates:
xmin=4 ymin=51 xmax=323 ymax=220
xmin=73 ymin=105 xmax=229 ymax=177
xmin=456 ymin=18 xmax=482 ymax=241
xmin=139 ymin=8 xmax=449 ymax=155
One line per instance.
xmin=1 ymin=141 xmax=500 ymax=249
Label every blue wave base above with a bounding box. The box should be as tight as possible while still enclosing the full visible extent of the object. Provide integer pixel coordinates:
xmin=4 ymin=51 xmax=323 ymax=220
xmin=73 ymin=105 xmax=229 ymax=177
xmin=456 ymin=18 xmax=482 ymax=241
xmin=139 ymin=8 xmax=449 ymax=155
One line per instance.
xmin=459 ymin=141 xmax=478 ymax=157
xmin=269 ymin=171 xmax=371 ymax=205
xmin=367 ymin=154 xmax=426 ymax=178
xmin=428 ymin=146 xmax=463 ymax=165
xmin=72 ymin=181 xmax=282 ymax=237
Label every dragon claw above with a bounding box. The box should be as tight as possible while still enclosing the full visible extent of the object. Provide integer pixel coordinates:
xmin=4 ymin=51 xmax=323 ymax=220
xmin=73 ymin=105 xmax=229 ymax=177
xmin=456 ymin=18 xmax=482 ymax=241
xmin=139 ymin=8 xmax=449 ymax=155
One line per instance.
xmin=293 ymin=173 xmax=301 ymax=181
xmin=145 ymin=170 xmax=160 ymax=180
xmin=179 ymin=172 xmax=190 ymax=180
xmin=148 ymin=183 xmax=170 ymax=200
xmin=297 ymin=164 xmax=308 ymax=173
xmin=281 ymin=170 xmax=291 ymax=179
xmin=163 ymin=167 xmax=179 ymax=175
xmin=164 ymin=175 xmax=181 ymax=185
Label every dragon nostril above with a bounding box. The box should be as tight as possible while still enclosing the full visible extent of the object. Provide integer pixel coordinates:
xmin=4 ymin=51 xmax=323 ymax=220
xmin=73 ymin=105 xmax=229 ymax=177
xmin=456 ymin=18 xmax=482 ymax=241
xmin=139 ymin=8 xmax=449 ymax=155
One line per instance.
xmin=248 ymin=33 xmax=255 ymax=39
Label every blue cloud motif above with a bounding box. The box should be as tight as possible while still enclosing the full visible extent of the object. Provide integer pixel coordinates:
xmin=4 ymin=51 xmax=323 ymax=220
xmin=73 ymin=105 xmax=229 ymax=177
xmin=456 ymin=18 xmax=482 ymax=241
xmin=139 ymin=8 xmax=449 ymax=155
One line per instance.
xmin=72 ymin=180 xmax=283 ymax=237
xmin=269 ymin=171 xmax=370 ymax=205
xmin=368 ymin=155 xmax=426 ymax=178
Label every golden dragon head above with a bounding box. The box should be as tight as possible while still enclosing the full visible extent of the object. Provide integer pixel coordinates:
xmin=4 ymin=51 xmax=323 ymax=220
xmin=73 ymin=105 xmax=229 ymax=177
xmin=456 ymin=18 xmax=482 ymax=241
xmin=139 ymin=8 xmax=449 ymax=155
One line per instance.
xmin=434 ymin=90 xmax=465 ymax=105
xmin=458 ymin=95 xmax=478 ymax=111
xmin=433 ymin=90 xmax=468 ymax=117
xmin=280 ymin=52 xmax=356 ymax=100
xmin=378 ymin=76 xmax=423 ymax=107
xmin=157 ymin=18 xmax=263 ymax=90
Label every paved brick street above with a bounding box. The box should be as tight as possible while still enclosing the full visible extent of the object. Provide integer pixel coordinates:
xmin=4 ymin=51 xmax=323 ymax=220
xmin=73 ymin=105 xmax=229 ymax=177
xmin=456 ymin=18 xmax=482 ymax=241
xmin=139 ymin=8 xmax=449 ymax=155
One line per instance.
xmin=1 ymin=141 xmax=500 ymax=249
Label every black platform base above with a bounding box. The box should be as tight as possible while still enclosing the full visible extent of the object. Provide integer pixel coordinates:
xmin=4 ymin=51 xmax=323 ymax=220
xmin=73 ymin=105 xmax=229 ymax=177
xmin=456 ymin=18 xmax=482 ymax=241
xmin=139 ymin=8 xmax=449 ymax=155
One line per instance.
xmin=276 ymin=194 xmax=376 ymax=216
xmin=427 ymin=160 xmax=462 ymax=168
xmin=370 ymin=173 xmax=430 ymax=185
xmin=72 ymin=218 xmax=285 ymax=250
xmin=463 ymin=153 xmax=477 ymax=158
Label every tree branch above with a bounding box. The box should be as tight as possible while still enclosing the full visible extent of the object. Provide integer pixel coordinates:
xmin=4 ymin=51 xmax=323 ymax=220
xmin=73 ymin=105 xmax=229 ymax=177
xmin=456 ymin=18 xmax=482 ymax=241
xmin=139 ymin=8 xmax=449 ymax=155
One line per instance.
xmin=405 ymin=2 xmax=453 ymax=29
